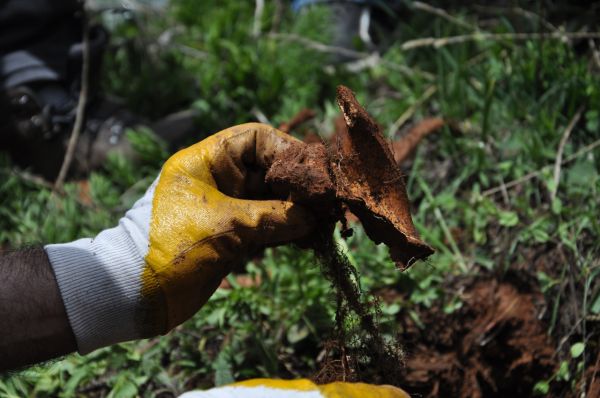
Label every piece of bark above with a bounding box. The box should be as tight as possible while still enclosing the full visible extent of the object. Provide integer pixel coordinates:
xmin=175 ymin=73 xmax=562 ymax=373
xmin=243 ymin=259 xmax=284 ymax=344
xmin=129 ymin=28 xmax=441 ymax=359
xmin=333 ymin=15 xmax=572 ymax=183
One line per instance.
xmin=266 ymin=86 xmax=433 ymax=270
xmin=332 ymin=86 xmax=433 ymax=269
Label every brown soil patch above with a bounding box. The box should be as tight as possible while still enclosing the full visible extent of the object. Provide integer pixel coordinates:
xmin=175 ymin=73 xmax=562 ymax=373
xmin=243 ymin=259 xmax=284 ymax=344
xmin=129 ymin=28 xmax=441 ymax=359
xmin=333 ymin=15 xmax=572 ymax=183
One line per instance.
xmin=266 ymin=142 xmax=335 ymax=206
xmin=587 ymin=352 xmax=600 ymax=398
xmin=396 ymin=274 xmax=557 ymax=398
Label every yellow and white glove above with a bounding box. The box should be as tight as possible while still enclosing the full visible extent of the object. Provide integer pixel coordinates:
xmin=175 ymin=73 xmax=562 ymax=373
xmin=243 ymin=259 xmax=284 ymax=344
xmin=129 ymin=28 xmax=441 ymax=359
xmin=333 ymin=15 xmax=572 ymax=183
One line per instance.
xmin=179 ymin=379 xmax=410 ymax=398
xmin=45 ymin=123 xmax=315 ymax=354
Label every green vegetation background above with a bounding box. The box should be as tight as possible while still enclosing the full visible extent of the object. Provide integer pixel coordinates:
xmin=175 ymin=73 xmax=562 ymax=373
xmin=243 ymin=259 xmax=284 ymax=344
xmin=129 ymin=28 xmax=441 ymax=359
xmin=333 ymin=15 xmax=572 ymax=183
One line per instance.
xmin=1 ymin=1 xmax=599 ymax=396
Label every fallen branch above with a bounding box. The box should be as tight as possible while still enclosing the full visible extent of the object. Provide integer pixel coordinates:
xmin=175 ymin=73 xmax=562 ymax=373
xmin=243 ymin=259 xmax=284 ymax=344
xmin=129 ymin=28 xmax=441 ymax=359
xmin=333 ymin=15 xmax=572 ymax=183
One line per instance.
xmin=401 ymin=31 xmax=600 ymax=51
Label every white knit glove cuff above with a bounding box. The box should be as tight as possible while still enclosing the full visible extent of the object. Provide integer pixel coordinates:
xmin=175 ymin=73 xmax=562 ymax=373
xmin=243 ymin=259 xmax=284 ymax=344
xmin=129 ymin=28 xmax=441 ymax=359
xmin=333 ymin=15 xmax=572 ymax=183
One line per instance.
xmin=45 ymin=180 xmax=158 ymax=354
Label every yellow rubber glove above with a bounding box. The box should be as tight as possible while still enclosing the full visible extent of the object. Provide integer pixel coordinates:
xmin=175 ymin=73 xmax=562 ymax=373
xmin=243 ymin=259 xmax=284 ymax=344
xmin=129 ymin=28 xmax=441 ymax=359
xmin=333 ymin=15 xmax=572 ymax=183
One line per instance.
xmin=180 ymin=378 xmax=411 ymax=398
xmin=144 ymin=122 xmax=315 ymax=328
xmin=46 ymin=123 xmax=315 ymax=353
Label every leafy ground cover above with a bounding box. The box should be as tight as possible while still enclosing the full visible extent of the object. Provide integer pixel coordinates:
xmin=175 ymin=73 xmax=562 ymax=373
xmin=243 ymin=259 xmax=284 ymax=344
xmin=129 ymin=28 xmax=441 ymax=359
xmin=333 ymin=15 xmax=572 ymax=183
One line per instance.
xmin=1 ymin=1 xmax=599 ymax=397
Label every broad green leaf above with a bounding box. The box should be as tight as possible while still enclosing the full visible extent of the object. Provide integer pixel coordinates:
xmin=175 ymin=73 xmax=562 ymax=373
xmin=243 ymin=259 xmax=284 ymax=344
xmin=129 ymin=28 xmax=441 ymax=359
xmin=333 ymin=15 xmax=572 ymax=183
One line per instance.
xmin=556 ymin=361 xmax=570 ymax=382
xmin=381 ymin=303 xmax=401 ymax=316
xmin=570 ymin=342 xmax=584 ymax=358
xmin=533 ymin=380 xmax=550 ymax=395
xmin=498 ymin=210 xmax=519 ymax=227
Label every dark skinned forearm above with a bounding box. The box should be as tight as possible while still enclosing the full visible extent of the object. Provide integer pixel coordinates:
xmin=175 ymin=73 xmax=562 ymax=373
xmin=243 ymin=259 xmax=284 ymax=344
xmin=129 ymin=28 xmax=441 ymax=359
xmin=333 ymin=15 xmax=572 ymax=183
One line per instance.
xmin=0 ymin=247 xmax=76 ymax=372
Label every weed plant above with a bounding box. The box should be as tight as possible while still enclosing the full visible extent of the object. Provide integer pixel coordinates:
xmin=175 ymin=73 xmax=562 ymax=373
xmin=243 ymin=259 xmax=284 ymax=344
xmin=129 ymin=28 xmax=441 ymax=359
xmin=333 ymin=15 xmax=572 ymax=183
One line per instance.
xmin=0 ymin=1 xmax=599 ymax=396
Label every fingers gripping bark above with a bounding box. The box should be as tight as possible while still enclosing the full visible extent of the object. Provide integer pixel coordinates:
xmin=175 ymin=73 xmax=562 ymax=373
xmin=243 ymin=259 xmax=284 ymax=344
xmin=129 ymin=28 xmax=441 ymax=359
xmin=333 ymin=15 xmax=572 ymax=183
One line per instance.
xmin=46 ymin=123 xmax=316 ymax=353
xmin=144 ymin=123 xmax=315 ymax=329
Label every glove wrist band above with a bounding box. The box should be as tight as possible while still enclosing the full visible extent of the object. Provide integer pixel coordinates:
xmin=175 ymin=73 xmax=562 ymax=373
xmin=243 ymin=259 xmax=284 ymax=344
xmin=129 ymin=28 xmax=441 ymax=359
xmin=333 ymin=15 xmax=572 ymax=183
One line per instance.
xmin=45 ymin=221 xmax=164 ymax=354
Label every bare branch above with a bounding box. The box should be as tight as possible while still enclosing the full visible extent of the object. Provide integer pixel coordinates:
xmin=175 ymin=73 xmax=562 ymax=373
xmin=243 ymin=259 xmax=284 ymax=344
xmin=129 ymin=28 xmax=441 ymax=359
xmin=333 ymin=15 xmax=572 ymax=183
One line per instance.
xmin=412 ymin=1 xmax=476 ymax=30
xmin=251 ymin=107 xmax=270 ymax=125
xmin=589 ymin=39 xmax=600 ymax=70
xmin=6 ymin=169 xmax=54 ymax=190
xmin=387 ymin=85 xmax=437 ymax=136
xmin=268 ymin=33 xmax=435 ymax=81
xmin=401 ymin=31 xmax=600 ymax=51
xmin=483 ymin=138 xmax=600 ymax=197
xmin=252 ymin=0 xmax=265 ymax=38
xmin=472 ymin=5 xmax=559 ymax=32
xmin=54 ymin=6 xmax=91 ymax=192
xmin=551 ymin=106 xmax=584 ymax=201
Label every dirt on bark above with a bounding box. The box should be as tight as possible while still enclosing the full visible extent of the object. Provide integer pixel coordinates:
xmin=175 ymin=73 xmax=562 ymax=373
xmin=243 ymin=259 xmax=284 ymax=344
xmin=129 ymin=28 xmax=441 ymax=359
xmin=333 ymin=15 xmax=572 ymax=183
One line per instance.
xmin=267 ymin=85 xmax=433 ymax=270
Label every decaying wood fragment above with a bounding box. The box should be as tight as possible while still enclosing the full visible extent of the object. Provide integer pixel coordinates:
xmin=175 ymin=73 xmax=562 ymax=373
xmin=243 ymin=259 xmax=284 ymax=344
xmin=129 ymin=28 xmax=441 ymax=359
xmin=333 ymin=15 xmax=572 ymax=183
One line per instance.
xmin=266 ymin=85 xmax=433 ymax=269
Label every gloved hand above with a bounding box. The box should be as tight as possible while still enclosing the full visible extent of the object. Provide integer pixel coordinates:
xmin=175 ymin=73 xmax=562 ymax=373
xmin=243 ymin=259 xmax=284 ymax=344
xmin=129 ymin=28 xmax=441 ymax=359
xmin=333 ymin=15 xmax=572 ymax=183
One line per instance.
xmin=45 ymin=123 xmax=315 ymax=354
xmin=180 ymin=378 xmax=410 ymax=398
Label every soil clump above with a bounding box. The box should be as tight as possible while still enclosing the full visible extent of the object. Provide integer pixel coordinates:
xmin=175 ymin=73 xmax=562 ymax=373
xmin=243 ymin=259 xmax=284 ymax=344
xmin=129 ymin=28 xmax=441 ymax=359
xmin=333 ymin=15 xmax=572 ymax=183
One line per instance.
xmin=394 ymin=273 xmax=557 ymax=397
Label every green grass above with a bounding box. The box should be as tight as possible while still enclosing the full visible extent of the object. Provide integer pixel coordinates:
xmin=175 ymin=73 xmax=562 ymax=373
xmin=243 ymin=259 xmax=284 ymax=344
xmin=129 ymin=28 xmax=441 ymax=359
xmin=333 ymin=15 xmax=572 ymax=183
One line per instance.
xmin=1 ymin=1 xmax=599 ymax=396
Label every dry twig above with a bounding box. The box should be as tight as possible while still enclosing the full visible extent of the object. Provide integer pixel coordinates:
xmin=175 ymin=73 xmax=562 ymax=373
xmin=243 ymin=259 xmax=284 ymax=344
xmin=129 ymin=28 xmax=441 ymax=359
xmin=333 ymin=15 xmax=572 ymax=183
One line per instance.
xmin=270 ymin=0 xmax=284 ymax=33
xmin=551 ymin=106 xmax=584 ymax=201
xmin=268 ymin=33 xmax=434 ymax=80
xmin=472 ymin=5 xmax=559 ymax=32
xmin=175 ymin=44 xmax=210 ymax=59
xmin=483 ymin=138 xmax=600 ymax=197
xmin=589 ymin=39 xmax=600 ymax=70
xmin=252 ymin=0 xmax=265 ymax=38
xmin=54 ymin=8 xmax=91 ymax=192
xmin=412 ymin=1 xmax=476 ymax=30
xmin=401 ymin=31 xmax=600 ymax=51
xmin=278 ymin=108 xmax=316 ymax=134
xmin=251 ymin=107 xmax=271 ymax=125
xmin=589 ymin=351 xmax=600 ymax=398
xmin=4 ymin=169 xmax=54 ymax=190
xmin=387 ymin=85 xmax=437 ymax=136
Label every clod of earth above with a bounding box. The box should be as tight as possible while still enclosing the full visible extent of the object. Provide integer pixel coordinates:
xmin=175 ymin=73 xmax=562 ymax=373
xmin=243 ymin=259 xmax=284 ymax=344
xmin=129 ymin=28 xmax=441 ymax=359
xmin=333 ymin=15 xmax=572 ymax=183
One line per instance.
xmin=395 ymin=274 xmax=557 ymax=398
xmin=267 ymin=85 xmax=433 ymax=269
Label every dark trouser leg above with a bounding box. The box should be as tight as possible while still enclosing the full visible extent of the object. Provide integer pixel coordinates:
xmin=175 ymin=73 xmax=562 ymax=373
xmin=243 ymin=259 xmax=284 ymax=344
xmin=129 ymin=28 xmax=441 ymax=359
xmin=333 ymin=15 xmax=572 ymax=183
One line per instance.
xmin=0 ymin=0 xmax=83 ymax=89
xmin=0 ymin=1 xmax=93 ymax=178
